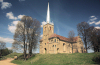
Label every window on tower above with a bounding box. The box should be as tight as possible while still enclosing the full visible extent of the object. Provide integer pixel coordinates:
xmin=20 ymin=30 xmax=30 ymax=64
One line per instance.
xmin=51 ymin=39 xmax=53 ymax=42
xmin=50 ymin=27 xmax=51 ymax=30
xmin=45 ymin=27 xmax=46 ymax=31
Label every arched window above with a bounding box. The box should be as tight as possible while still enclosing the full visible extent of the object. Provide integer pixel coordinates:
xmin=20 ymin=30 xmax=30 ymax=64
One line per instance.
xmin=55 ymin=39 xmax=56 ymax=42
xmin=51 ymin=39 xmax=53 ymax=42
xmin=45 ymin=27 xmax=46 ymax=31
xmin=50 ymin=27 xmax=51 ymax=30
xmin=53 ymin=45 xmax=54 ymax=47
xmin=63 ymin=43 xmax=65 ymax=51
xmin=57 ymin=39 xmax=58 ymax=42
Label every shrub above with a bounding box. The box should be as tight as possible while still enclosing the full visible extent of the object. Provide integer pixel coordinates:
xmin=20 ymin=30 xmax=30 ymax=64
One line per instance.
xmin=92 ymin=54 xmax=100 ymax=63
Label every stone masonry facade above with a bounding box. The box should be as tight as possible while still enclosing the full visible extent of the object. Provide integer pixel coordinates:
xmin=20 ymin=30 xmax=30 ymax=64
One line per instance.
xmin=39 ymin=23 xmax=85 ymax=54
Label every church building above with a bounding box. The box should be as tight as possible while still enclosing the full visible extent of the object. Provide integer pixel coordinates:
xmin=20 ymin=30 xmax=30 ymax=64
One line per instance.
xmin=39 ymin=2 xmax=85 ymax=54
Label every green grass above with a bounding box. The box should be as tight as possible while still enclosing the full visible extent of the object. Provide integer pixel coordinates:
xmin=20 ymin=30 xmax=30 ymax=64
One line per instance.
xmin=10 ymin=52 xmax=100 ymax=65
xmin=4 ymin=52 xmax=23 ymax=58
xmin=0 ymin=52 xmax=23 ymax=60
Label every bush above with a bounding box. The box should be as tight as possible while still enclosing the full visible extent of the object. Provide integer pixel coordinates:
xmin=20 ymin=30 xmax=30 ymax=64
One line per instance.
xmin=0 ymin=48 xmax=13 ymax=56
xmin=92 ymin=54 xmax=100 ymax=64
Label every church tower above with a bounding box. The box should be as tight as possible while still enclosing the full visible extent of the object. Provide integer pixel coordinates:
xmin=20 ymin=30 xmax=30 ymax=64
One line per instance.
xmin=43 ymin=1 xmax=54 ymax=40
xmin=42 ymin=1 xmax=54 ymax=53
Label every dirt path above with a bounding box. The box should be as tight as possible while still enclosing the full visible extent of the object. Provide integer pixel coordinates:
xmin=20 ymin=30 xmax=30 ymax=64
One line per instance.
xmin=0 ymin=58 xmax=17 ymax=65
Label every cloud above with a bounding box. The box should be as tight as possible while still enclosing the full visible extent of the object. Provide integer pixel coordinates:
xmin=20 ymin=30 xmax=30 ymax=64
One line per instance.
xmin=7 ymin=47 xmax=12 ymax=50
xmin=6 ymin=12 xmax=17 ymax=20
xmin=19 ymin=0 xmax=25 ymax=1
xmin=95 ymin=26 xmax=100 ymax=29
xmin=18 ymin=15 xmax=25 ymax=19
xmin=0 ymin=0 xmax=3 ymax=2
xmin=1 ymin=1 xmax=12 ymax=9
xmin=89 ymin=21 xmax=95 ymax=24
xmin=90 ymin=16 xmax=95 ymax=18
xmin=41 ymin=21 xmax=47 ymax=27
xmin=95 ymin=21 xmax=100 ymax=25
xmin=12 ymin=21 xmax=19 ymax=25
xmin=90 ymin=17 xmax=97 ymax=21
xmin=8 ymin=21 xmax=19 ymax=33
xmin=89 ymin=16 xmax=97 ymax=22
xmin=6 ymin=12 xmax=25 ymax=20
xmin=88 ymin=16 xmax=100 ymax=29
xmin=41 ymin=21 xmax=54 ymax=27
xmin=6 ymin=12 xmax=25 ymax=33
xmin=0 ymin=37 xmax=14 ymax=43
xmin=88 ymin=16 xmax=100 ymax=25
xmin=40 ymin=34 xmax=43 ymax=38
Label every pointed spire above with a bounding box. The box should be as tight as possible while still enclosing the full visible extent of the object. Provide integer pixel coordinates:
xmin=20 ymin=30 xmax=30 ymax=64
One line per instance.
xmin=47 ymin=1 xmax=50 ymax=23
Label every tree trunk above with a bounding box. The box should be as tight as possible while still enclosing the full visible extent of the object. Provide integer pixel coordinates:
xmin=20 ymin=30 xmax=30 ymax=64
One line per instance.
xmin=85 ymin=43 xmax=87 ymax=53
xmin=24 ymin=42 xmax=26 ymax=59
xmin=28 ymin=43 xmax=31 ymax=58
xmin=29 ymin=44 xmax=32 ymax=56
xmin=72 ymin=43 xmax=73 ymax=53
xmin=84 ymin=37 xmax=87 ymax=53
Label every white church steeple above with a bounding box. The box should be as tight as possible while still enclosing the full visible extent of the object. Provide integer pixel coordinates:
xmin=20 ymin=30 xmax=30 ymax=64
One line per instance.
xmin=47 ymin=1 xmax=50 ymax=23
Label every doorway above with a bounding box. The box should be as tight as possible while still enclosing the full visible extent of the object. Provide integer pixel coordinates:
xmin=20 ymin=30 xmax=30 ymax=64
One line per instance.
xmin=57 ymin=48 xmax=59 ymax=53
xmin=44 ymin=48 xmax=47 ymax=54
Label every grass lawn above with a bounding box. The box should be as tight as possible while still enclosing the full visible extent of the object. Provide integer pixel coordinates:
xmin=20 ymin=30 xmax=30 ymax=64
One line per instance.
xmin=10 ymin=52 xmax=100 ymax=65
xmin=0 ymin=52 xmax=23 ymax=60
xmin=4 ymin=52 xmax=23 ymax=58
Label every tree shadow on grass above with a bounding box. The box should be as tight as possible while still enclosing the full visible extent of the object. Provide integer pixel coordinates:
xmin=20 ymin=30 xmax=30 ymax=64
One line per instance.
xmin=16 ymin=54 xmax=36 ymax=60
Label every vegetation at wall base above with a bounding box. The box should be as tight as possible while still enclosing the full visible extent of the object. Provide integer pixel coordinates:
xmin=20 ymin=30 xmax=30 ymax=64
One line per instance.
xmin=9 ymin=52 xmax=100 ymax=65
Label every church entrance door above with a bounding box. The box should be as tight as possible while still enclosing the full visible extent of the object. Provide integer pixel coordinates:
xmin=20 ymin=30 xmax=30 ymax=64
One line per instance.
xmin=57 ymin=48 xmax=59 ymax=53
xmin=44 ymin=48 xmax=47 ymax=54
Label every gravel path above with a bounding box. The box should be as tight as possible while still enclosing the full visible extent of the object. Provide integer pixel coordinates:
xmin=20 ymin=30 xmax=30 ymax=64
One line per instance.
xmin=0 ymin=58 xmax=17 ymax=65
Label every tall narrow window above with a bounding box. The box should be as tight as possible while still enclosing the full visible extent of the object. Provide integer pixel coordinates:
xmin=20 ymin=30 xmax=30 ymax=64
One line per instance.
xmin=55 ymin=39 xmax=56 ymax=42
xmin=53 ymin=45 xmax=54 ymax=47
xmin=45 ymin=27 xmax=46 ymax=31
xmin=57 ymin=39 xmax=58 ymax=43
xmin=63 ymin=43 xmax=65 ymax=51
xmin=51 ymin=39 xmax=53 ymax=42
xmin=45 ymin=43 xmax=46 ymax=45
xmin=55 ymin=45 xmax=56 ymax=48
xmin=50 ymin=27 xmax=51 ymax=30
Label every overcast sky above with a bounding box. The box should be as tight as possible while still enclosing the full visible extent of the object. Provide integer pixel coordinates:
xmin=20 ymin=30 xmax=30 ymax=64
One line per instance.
xmin=0 ymin=0 xmax=100 ymax=53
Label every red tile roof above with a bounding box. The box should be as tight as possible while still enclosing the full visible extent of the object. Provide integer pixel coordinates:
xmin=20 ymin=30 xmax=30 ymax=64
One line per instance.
xmin=39 ymin=38 xmax=43 ymax=42
xmin=49 ymin=33 xmax=69 ymax=41
xmin=39 ymin=33 xmax=78 ymax=42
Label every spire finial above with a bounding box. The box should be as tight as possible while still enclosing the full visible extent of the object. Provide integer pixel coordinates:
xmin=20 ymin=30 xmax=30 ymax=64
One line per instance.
xmin=46 ymin=1 xmax=50 ymax=23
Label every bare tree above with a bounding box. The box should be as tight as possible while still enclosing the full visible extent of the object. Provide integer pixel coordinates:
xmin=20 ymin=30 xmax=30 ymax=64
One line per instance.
xmin=13 ymin=16 xmax=41 ymax=60
xmin=13 ymin=19 xmax=27 ymax=59
xmin=68 ymin=30 xmax=75 ymax=53
xmin=25 ymin=18 xmax=41 ymax=57
xmin=77 ymin=22 xmax=90 ymax=53
xmin=88 ymin=26 xmax=100 ymax=52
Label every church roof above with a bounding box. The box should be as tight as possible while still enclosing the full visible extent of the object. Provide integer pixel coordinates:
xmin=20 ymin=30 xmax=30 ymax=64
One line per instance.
xmin=49 ymin=33 xmax=69 ymax=41
xmin=39 ymin=33 xmax=78 ymax=42
xmin=39 ymin=38 xmax=43 ymax=42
